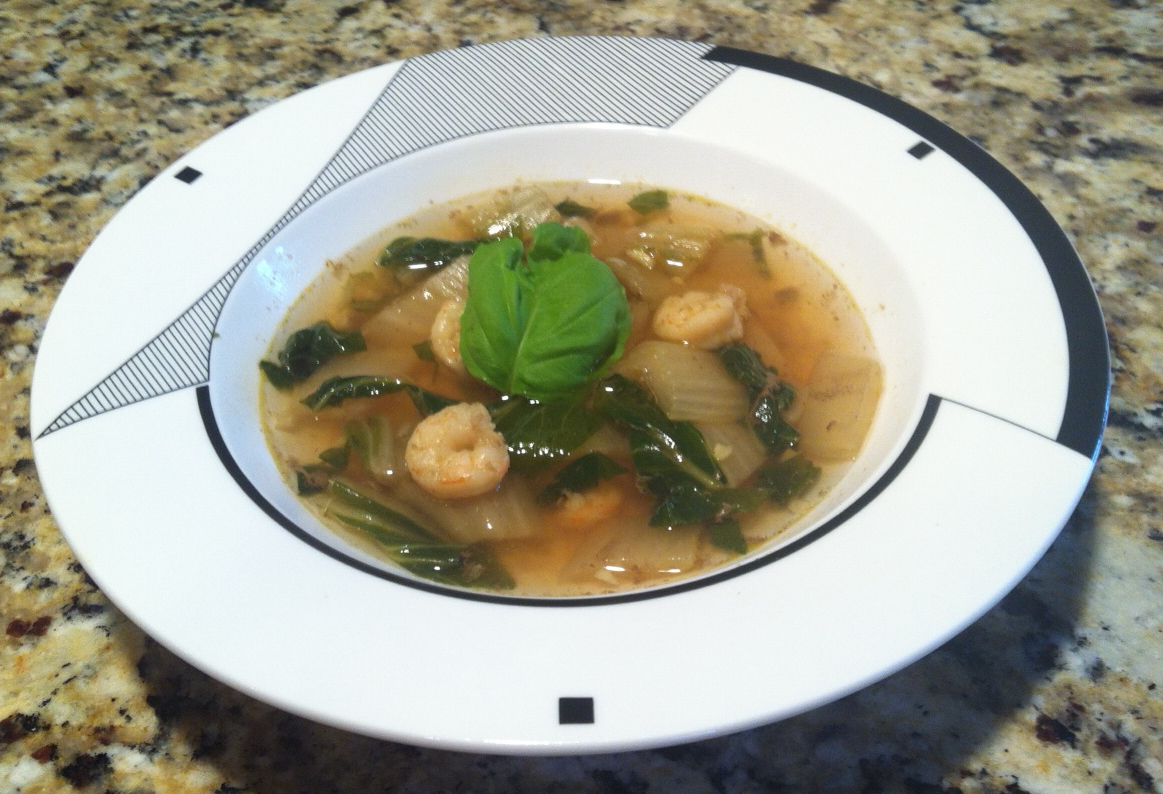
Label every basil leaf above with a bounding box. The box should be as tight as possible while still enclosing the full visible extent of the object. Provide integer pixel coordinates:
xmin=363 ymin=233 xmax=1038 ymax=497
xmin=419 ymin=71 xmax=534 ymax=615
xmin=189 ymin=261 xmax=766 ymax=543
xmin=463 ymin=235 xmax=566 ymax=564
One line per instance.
xmin=753 ymin=455 xmax=821 ymax=504
xmin=511 ymin=250 xmax=630 ymax=397
xmin=538 ymin=452 xmax=627 ymax=505
xmin=301 ymin=375 xmax=456 ymax=415
xmin=554 ymin=198 xmax=596 ymax=218
xmin=488 ymin=395 xmax=603 ymax=472
xmin=527 ymin=222 xmax=589 ymax=265
xmin=260 ymin=321 xmax=365 ymax=388
xmin=376 ymin=236 xmax=481 ymax=282
xmin=628 ymin=189 xmax=669 ymax=214
xmin=458 ymin=237 xmax=526 ymax=389
xmin=460 ymin=224 xmax=631 ymax=401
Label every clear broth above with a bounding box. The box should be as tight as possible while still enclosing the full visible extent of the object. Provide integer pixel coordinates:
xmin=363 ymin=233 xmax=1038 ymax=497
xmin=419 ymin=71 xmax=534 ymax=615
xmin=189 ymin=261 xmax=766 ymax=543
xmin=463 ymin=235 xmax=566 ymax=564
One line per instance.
xmin=261 ymin=182 xmax=880 ymax=596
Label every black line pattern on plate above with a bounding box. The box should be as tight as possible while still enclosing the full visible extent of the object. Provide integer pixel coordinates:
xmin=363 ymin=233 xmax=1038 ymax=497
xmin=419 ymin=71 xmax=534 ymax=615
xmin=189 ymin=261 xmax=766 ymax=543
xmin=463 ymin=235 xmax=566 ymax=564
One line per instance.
xmin=39 ymin=36 xmax=735 ymax=437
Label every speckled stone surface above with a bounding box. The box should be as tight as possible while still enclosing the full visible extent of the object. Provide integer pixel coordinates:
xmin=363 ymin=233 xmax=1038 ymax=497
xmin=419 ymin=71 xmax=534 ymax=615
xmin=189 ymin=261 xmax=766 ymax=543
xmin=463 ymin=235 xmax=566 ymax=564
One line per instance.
xmin=2 ymin=1 xmax=1161 ymax=792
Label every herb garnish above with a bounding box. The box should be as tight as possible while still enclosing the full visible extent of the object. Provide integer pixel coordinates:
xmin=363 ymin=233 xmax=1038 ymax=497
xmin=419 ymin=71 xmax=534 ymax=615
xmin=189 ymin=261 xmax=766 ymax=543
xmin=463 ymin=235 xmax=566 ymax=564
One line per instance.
xmin=459 ymin=223 xmax=631 ymax=401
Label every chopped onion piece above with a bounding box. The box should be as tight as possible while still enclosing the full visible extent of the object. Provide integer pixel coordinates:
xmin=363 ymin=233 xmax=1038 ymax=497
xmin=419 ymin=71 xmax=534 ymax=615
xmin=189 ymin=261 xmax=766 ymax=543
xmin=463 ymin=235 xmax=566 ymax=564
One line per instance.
xmin=795 ymin=352 xmax=882 ymax=462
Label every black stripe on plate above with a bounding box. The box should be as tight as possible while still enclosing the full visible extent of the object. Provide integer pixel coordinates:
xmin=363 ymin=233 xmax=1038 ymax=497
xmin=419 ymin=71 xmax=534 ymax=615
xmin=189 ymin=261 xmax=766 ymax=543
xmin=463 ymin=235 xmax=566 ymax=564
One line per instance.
xmin=703 ymin=46 xmax=1109 ymax=461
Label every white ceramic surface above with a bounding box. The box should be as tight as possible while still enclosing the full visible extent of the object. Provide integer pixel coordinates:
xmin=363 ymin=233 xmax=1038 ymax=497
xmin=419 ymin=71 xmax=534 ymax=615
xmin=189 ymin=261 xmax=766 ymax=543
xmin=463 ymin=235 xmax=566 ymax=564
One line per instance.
xmin=30 ymin=37 xmax=1107 ymax=754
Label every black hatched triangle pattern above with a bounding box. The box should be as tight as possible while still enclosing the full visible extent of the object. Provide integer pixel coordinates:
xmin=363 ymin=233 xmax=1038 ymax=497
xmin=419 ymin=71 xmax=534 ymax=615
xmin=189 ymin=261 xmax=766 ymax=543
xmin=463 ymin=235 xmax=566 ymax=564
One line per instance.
xmin=40 ymin=37 xmax=735 ymax=437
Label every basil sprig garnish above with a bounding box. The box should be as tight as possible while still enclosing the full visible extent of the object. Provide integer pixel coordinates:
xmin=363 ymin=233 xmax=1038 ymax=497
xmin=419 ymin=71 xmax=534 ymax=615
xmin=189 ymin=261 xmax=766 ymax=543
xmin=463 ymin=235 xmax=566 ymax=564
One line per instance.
xmin=459 ymin=222 xmax=631 ymax=401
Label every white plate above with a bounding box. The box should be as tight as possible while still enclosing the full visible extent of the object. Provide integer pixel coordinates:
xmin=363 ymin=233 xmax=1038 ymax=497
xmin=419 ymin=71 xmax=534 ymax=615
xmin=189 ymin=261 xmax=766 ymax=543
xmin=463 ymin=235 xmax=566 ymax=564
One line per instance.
xmin=30 ymin=37 xmax=1108 ymax=754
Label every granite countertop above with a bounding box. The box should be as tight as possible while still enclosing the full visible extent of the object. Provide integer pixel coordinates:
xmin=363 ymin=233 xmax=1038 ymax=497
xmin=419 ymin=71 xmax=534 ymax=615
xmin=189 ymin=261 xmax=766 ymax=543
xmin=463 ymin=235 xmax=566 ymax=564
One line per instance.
xmin=2 ymin=0 xmax=1161 ymax=791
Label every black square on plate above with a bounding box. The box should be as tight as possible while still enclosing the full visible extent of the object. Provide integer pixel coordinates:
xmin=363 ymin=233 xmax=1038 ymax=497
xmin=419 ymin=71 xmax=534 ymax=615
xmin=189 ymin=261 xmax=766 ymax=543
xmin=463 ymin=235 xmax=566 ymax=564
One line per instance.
xmin=559 ymin=697 xmax=594 ymax=724
xmin=908 ymin=141 xmax=935 ymax=160
xmin=175 ymin=166 xmax=203 ymax=184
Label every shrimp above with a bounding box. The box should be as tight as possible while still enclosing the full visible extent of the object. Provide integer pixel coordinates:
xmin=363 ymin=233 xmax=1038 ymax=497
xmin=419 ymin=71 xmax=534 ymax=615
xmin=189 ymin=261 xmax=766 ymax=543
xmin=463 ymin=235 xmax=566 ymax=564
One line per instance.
xmin=651 ymin=285 xmax=749 ymax=349
xmin=430 ymin=298 xmax=467 ymax=375
xmin=404 ymin=402 xmax=510 ymax=499
xmin=553 ymin=481 xmax=625 ymax=530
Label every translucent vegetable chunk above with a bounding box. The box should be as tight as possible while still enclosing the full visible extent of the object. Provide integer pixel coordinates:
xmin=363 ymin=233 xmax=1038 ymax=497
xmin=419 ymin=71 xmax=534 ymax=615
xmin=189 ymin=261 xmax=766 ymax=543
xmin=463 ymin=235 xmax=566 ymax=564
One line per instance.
xmin=360 ymin=257 xmax=469 ymax=346
xmin=616 ymin=340 xmax=750 ymax=423
xmin=794 ymin=352 xmax=882 ymax=462
xmin=598 ymin=523 xmax=701 ymax=575
xmin=404 ymin=475 xmax=541 ymax=544
xmin=695 ymin=421 xmax=769 ymax=486
xmin=624 ymin=225 xmax=716 ymax=275
xmin=468 ymin=186 xmax=560 ymax=239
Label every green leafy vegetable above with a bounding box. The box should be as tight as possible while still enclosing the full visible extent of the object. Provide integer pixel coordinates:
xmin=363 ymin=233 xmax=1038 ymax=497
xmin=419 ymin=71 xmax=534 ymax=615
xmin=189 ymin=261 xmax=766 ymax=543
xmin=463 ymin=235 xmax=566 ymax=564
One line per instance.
xmin=260 ymin=322 xmax=365 ymax=389
xmin=594 ymin=374 xmax=763 ymax=526
xmin=327 ymin=479 xmax=514 ymax=589
xmin=328 ymin=478 xmax=437 ymax=543
xmin=554 ymin=198 xmax=596 ymax=218
xmin=593 ymin=375 xmax=722 ymax=486
xmin=538 ymin=452 xmax=628 ymax=505
xmin=375 ymin=236 xmax=481 ymax=282
xmin=718 ymin=342 xmax=799 ymax=452
xmin=318 ymin=445 xmax=350 ymax=470
xmin=459 ymin=223 xmax=631 ymax=401
xmin=301 ymin=375 xmax=456 ymax=416
xmin=488 ymin=396 xmax=603 ymax=472
xmin=753 ymin=455 xmax=821 ymax=504
xmin=707 ymin=519 xmax=748 ymax=554
xmin=751 ymin=395 xmax=800 ymax=451
xmin=648 ymin=480 xmax=765 ymax=526
xmin=627 ymin=189 xmax=669 ymax=215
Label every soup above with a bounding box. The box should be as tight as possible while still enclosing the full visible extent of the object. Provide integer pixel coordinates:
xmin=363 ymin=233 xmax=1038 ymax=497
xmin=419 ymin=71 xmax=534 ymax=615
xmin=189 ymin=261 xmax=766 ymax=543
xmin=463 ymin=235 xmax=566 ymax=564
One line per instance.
xmin=259 ymin=183 xmax=881 ymax=596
